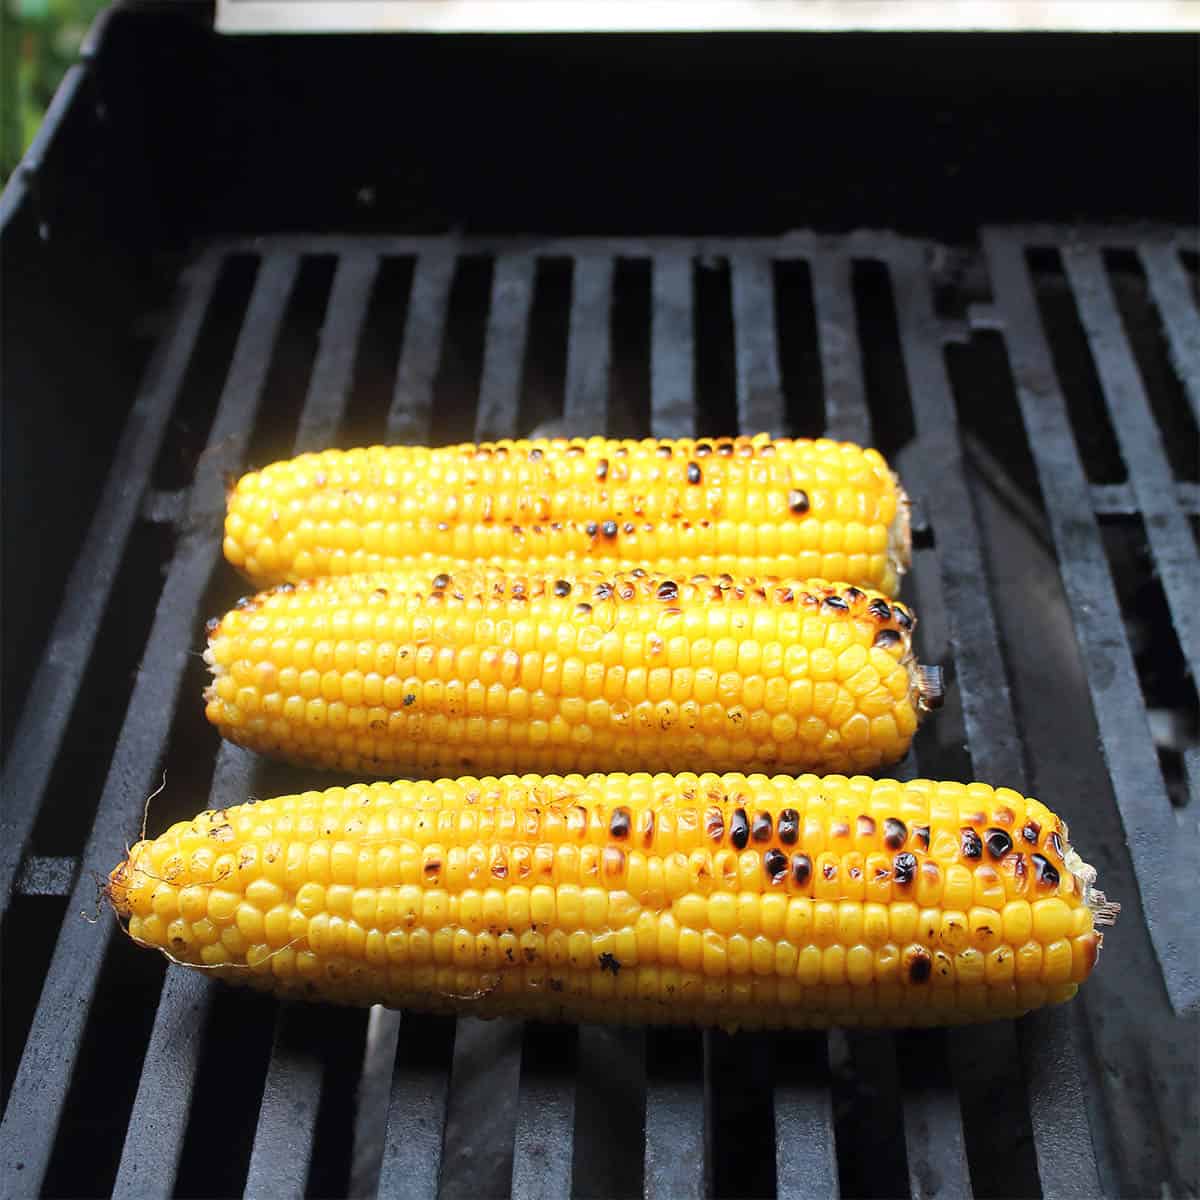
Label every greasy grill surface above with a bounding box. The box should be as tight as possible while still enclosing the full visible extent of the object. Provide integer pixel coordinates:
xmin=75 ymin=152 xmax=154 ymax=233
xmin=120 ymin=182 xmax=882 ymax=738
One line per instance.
xmin=1 ymin=228 xmax=1197 ymax=1199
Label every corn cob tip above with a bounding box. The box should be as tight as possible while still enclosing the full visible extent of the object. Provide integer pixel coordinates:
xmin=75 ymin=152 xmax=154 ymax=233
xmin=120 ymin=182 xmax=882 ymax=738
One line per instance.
xmin=1065 ymin=846 xmax=1120 ymax=930
xmin=915 ymin=665 xmax=945 ymax=712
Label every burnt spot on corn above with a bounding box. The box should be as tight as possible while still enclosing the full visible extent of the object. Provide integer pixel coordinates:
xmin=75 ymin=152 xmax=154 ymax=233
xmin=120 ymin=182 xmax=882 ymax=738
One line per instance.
xmin=856 ymin=815 xmax=876 ymax=838
xmin=822 ymin=861 xmax=838 ymax=882
xmin=205 ymin=617 xmax=221 ymax=635
xmin=874 ymin=629 xmax=902 ymax=650
xmin=906 ymin=948 xmax=932 ymax=983
xmin=791 ymin=854 xmax=813 ymax=886
xmin=751 ymin=812 xmax=773 ymax=842
xmin=845 ymin=586 xmax=865 ymax=604
xmin=706 ymin=808 xmax=726 ymax=842
xmin=596 ymin=459 xmax=609 ymax=481
xmin=775 ymin=586 xmax=795 ymax=604
xmin=657 ymin=581 xmax=679 ymax=602
xmin=764 ymin=849 xmax=788 ymax=883
xmin=529 ymin=447 xmax=544 ymax=461
xmin=603 ymin=847 xmax=626 ymax=877
xmin=730 ymin=808 xmax=750 ymax=850
xmin=601 ymin=520 xmax=619 ymax=539
xmin=403 ymin=694 xmax=416 ymax=706
xmin=598 ymin=952 xmax=621 ymax=975
xmin=868 ymin=598 xmax=892 ymax=620
xmin=687 ymin=462 xmax=702 ymax=484
xmin=985 ymin=829 xmax=1013 ymax=859
xmin=894 ymin=607 xmax=914 ymax=631
xmin=994 ymin=806 xmax=1015 ymax=826
xmin=576 ymin=603 xmax=593 ymax=617
xmin=893 ymin=852 xmax=917 ymax=885
xmin=961 ymin=828 xmax=983 ymax=860
xmin=432 ymin=573 xmax=450 ymax=590
xmin=830 ymin=821 xmax=850 ymax=841
xmin=624 ymin=522 xmax=636 ymax=534
xmin=594 ymin=582 xmax=614 ymax=600
xmin=554 ymin=580 xmax=572 ymax=597
xmin=639 ymin=810 xmax=655 ymax=847
xmin=1082 ymin=932 xmax=1100 ymax=970
xmin=1022 ymin=820 xmax=1042 ymax=844
xmin=822 ymin=595 xmax=849 ymax=613
xmin=1032 ymin=854 xmax=1060 ymax=888
xmin=586 ymin=521 xmax=599 ymax=537
xmin=609 ymin=807 xmax=632 ymax=839
xmin=491 ymin=853 xmax=509 ymax=880
xmin=778 ymin=809 xmax=799 ymax=845
xmin=789 ymin=489 xmax=810 ymax=514
xmin=1048 ymin=832 xmax=1065 ymax=860
xmin=696 ymin=442 xmax=713 ymax=456
xmin=883 ymin=818 xmax=907 ymax=850
xmin=656 ymin=444 xmax=673 ymax=458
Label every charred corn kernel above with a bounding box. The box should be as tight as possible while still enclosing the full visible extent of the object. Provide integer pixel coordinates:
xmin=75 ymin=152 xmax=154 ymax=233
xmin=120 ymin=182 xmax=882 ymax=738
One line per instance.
xmin=206 ymin=570 xmax=937 ymax=777
xmin=225 ymin=437 xmax=910 ymax=594
xmin=108 ymin=773 xmax=1115 ymax=1030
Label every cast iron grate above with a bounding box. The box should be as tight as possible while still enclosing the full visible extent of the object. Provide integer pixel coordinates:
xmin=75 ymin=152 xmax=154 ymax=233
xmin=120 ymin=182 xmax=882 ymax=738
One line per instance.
xmin=1 ymin=228 xmax=1196 ymax=1199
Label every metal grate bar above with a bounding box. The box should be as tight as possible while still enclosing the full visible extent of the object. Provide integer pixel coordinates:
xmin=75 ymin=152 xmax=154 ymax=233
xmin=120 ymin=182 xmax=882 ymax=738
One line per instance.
xmin=890 ymin=247 xmax=1023 ymax=783
xmin=644 ymin=1027 xmax=708 ymax=1200
xmin=111 ymin=970 xmax=214 ymax=1200
xmin=811 ymin=252 xmax=872 ymax=446
xmin=774 ymin=1032 xmax=839 ymax=1200
xmin=1061 ymin=246 xmax=1200 ymax=674
xmin=379 ymin=1014 xmax=457 ymax=1199
xmin=1091 ymin=481 xmax=1200 ymax=516
xmin=727 ymin=303 xmax=842 ymax=1194
xmin=294 ymin=251 xmax=380 ymax=452
xmin=243 ymin=1008 xmax=324 ymax=1200
xmin=650 ymin=254 xmax=696 ymax=438
xmin=511 ymin=1024 xmax=578 ymax=1200
xmin=896 ymin=1031 xmax=972 ymax=1200
xmin=0 ymin=253 xmax=221 ymax=914
xmin=387 ymin=253 xmax=456 ymax=443
xmin=14 ymin=855 xmax=76 ymax=897
xmin=563 ymin=255 xmax=615 ymax=434
xmin=0 ymin=252 xmax=300 ymax=1197
xmin=731 ymin=256 xmax=787 ymax=437
xmin=243 ymin=252 xmax=392 ymax=1196
xmin=983 ymin=227 xmax=1199 ymax=1016
xmin=1139 ymin=242 xmax=1200 ymax=424
xmin=888 ymin=247 xmax=1101 ymax=1196
xmin=474 ymin=253 xmax=537 ymax=442
xmin=1018 ymin=1007 xmax=1105 ymax=1200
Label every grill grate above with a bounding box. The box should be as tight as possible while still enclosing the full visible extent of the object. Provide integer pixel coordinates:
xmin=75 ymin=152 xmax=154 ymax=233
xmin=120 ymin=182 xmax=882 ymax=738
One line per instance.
xmin=2 ymin=229 xmax=1196 ymax=1199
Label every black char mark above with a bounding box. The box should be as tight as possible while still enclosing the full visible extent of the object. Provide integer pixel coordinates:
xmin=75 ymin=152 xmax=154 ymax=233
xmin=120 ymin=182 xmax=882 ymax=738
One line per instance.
xmin=984 ymin=829 xmax=1013 ymax=859
xmin=777 ymin=809 xmax=799 ymax=845
xmin=730 ymin=808 xmax=750 ymax=850
xmin=1031 ymin=854 xmax=1060 ymax=888
xmin=751 ymin=812 xmax=773 ymax=842
xmin=609 ymin=807 xmax=632 ymax=839
xmin=893 ymin=852 xmax=917 ymax=885
xmin=883 ymin=818 xmax=907 ymax=850
xmin=791 ymin=854 xmax=812 ymax=886
xmin=960 ymin=828 xmax=983 ymax=860
xmin=764 ymin=849 xmax=788 ymax=883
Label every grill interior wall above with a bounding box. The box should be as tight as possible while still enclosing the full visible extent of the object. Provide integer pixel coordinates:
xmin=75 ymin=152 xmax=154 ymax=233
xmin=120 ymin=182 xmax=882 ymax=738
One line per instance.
xmin=2 ymin=228 xmax=1196 ymax=1199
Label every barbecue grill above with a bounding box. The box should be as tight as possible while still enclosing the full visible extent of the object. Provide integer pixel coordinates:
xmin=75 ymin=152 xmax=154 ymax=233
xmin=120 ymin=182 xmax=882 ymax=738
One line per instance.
xmin=2 ymin=6 xmax=1197 ymax=1198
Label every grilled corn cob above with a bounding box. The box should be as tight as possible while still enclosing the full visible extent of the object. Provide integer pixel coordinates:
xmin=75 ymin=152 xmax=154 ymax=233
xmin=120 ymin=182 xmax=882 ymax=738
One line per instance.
xmin=203 ymin=569 xmax=941 ymax=777
xmin=223 ymin=436 xmax=910 ymax=593
xmin=107 ymin=773 xmax=1117 ymax=1029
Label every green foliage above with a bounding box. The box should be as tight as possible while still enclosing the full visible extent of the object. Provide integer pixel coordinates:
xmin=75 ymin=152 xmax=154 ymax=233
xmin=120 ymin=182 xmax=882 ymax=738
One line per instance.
xmin=2 ymin=0 xmax=109 ymax=184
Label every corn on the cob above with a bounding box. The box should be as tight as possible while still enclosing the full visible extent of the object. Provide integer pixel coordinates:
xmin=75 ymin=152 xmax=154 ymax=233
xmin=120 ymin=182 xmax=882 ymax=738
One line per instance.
xmin=203 ymin=569 xmax=941 ymax=777
xmin=107 ymin=773 xmax=1117 ymax=1030
xmin=223 ymin=436 xmax=910 ymax=593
